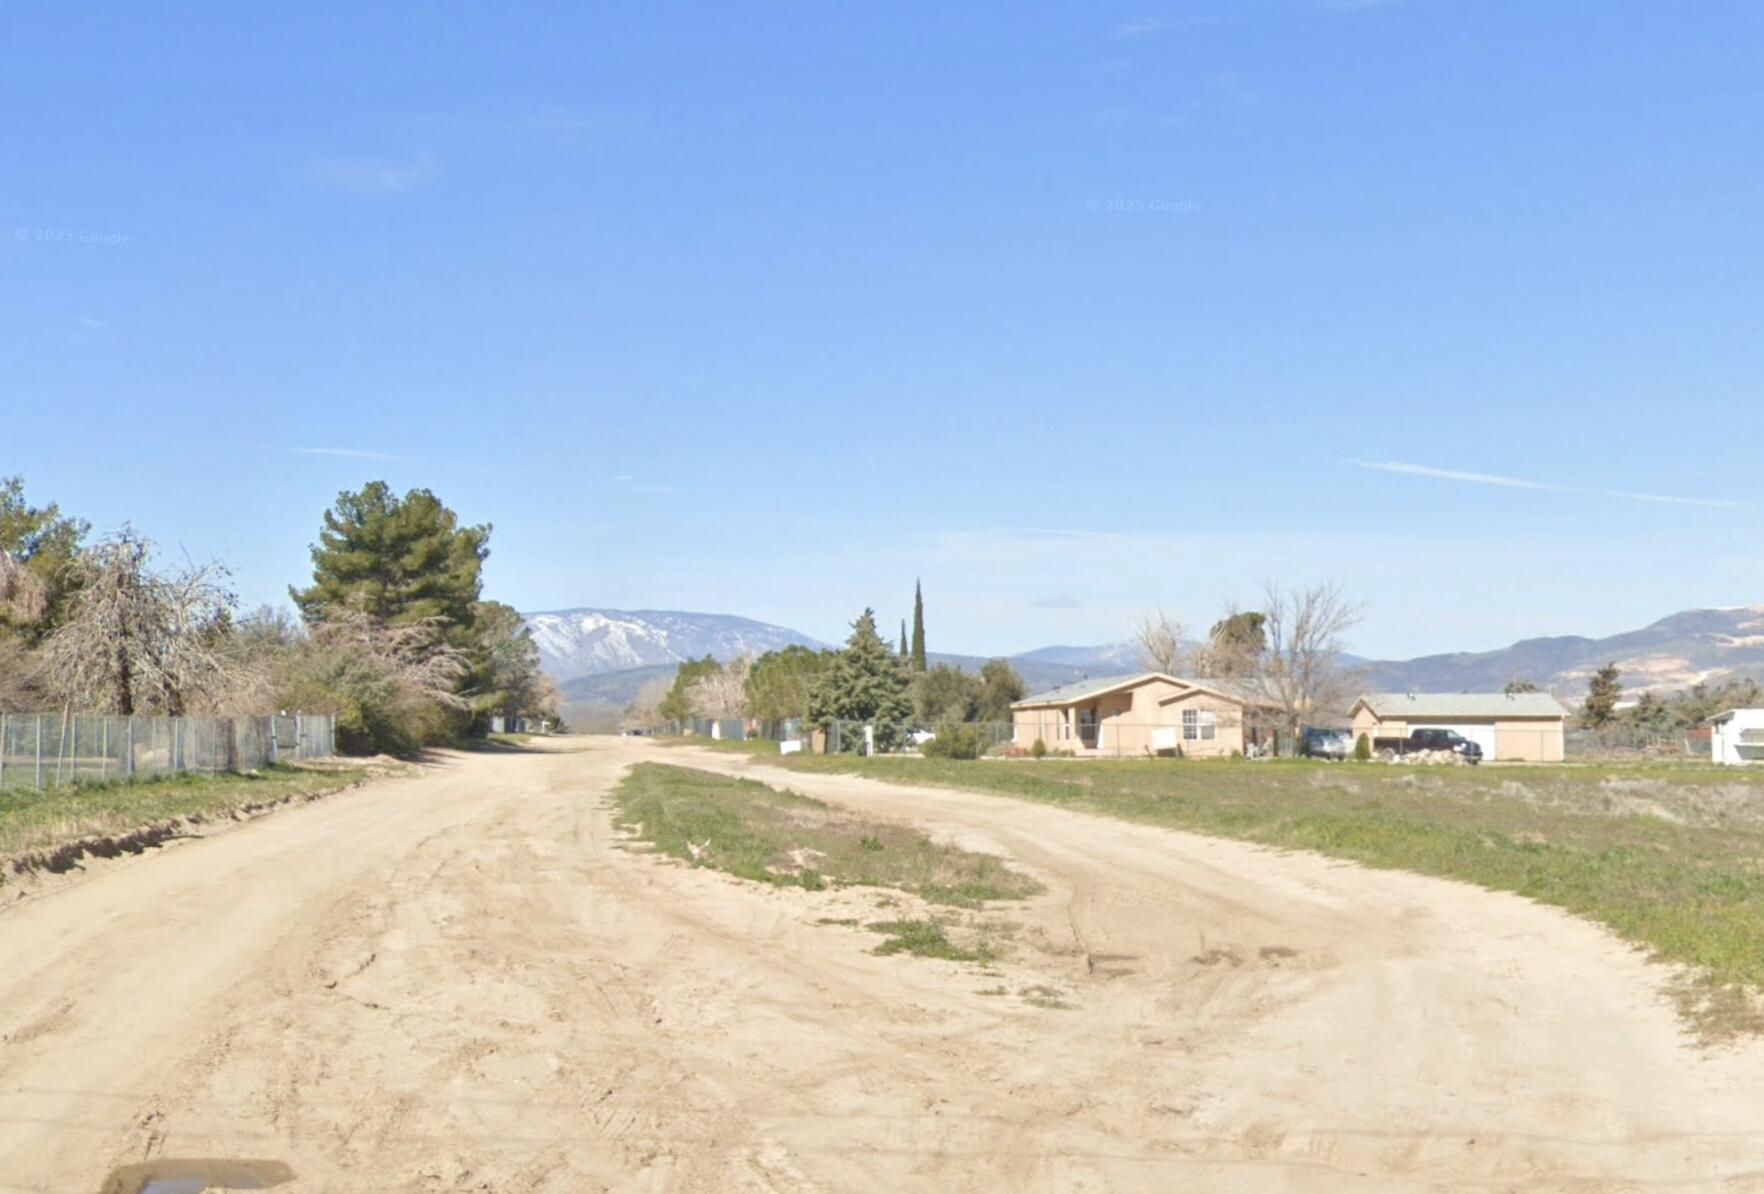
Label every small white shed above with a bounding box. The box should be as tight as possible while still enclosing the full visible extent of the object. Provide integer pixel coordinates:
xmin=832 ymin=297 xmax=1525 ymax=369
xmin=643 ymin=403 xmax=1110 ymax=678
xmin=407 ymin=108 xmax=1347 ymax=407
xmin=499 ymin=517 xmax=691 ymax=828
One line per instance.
xmin=1709 ymin=709 xmax=1764 ymax=765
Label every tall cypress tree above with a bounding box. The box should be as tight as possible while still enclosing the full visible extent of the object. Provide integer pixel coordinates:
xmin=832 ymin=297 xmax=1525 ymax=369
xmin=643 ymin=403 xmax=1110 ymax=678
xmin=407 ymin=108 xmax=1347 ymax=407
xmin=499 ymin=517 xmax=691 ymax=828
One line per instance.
xmin=910 ymin=579 xmax=927 ymax=672
xmin=899 ymin=619 xmax=908 ymax=658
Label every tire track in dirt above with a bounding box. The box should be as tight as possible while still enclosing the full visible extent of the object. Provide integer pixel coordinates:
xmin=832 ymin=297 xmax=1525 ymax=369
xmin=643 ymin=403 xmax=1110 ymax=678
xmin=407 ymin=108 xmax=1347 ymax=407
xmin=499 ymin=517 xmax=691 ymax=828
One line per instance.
xmin=6 ymin=739 xmax=1764 ymax=1192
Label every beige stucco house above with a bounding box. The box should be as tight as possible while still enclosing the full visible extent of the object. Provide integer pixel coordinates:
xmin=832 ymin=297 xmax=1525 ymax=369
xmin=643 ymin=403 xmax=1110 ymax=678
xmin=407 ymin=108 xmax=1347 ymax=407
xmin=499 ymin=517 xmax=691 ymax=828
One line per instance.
xmin=1349 ymin=692 xmax=1569 ymax=762
xmin=1011 ymin=672 xmax=1275 ymax=758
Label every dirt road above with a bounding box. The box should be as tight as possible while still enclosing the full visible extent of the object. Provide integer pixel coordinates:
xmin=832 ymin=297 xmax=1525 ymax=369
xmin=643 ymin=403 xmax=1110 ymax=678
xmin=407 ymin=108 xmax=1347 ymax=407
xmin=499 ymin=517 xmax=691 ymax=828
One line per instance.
xmin=4 ymin=738 xmax=1764 ymax=1192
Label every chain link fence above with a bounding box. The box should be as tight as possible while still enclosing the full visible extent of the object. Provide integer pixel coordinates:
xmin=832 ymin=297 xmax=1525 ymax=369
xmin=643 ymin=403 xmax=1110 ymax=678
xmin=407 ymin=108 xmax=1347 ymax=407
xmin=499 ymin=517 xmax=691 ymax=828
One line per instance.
xmin=1565 ymin=726 xmax=1704 ymax=760
xmin=0 ymin=712 xmax=337 ymax=790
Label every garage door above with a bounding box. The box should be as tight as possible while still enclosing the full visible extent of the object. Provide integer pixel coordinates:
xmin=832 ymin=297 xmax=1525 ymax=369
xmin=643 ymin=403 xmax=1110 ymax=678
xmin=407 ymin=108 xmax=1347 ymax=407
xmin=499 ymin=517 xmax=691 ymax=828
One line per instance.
xmin=1413 ymin=721 xmax=1499 ymax=761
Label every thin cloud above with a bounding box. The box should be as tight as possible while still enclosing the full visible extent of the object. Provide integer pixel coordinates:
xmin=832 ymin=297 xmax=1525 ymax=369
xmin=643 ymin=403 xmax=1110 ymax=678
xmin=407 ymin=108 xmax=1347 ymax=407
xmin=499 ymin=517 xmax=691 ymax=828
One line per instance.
xmin=1114 ymin=14 xmax=1234 ymax=36
xmin=309 ymin=153 xmax=439 ymax=196
xmin=294 ymin=447 xmax=412 ymax=462
xmin=1031 ymin=593 xmax=1083 ymax=610
xmin=1346 ymin=459 xmax=1750 ymax=510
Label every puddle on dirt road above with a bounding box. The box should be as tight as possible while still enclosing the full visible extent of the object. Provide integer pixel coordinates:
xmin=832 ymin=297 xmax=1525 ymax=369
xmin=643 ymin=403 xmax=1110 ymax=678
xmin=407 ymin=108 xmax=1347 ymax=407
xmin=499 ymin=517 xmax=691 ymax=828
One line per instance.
xmin=97 ymin=1159 xmax=295 ymax=1194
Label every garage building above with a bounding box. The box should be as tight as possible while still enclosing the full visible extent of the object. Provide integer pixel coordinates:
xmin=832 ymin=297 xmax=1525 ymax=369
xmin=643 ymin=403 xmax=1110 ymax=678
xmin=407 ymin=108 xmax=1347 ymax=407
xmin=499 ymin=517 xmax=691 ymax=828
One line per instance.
xmin=1349 ymin=692 xmax=1569 ymax=762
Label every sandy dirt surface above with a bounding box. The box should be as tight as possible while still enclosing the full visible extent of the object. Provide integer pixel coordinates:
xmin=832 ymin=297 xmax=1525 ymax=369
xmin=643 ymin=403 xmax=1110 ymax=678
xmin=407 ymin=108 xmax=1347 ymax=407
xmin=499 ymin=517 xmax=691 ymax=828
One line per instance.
xmin=4 ymin=738 xmax=1764 ymax=1193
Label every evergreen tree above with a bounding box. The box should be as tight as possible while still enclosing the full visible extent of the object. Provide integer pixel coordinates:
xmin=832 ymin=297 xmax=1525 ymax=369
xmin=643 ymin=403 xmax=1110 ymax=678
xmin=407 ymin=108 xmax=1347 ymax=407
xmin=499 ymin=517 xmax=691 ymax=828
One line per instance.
xmin=1202 ymin=609 xmax=1266 ymax=677
xmin=914 ymin=664 xmax=983 ymax=722
xmin=899 ymin=619 xmax=908 ymax=658
xmin=910 ymin=579 xmax=927 ymax=672
xmin=467 ymin=600 xmax=554 ymax=724
xmin=290 ymin=482 xmax=489 ymax=631
xmin=0 ymin=476 xmax=89 ymax=643
xmin=977 ymin=659 xmax=1027 ymax=721
xmin=1582 ymin=662 xmax=1622 ymax=728
xmin=746 ymin=645 xmax=835 ymax=721
xmin=1503 ymin=678 xmax=1540 ymax=695
xmin=658 ymin=655 xmax=723 ymax=723
xmin=808 ymin=608 xmax=912 ymax=750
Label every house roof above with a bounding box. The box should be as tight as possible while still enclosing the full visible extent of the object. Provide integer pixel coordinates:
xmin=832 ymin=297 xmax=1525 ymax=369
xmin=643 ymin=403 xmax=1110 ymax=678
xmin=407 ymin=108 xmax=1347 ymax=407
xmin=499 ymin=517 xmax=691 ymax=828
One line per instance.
xmin=1709 ymin=708 xmax=1764 ymax=725
xmin=1013 ymin=673 xmax=1156 ymax=708
xmin=1353 ymin=692 xmax=1569 ymax=720
xmin=1013 ymin=672 xmax=1275 ymax=711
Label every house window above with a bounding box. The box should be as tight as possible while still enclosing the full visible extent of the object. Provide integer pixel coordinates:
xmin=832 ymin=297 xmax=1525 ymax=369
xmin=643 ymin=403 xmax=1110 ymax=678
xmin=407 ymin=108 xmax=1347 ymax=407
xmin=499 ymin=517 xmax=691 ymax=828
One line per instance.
xmin=1183 ymin=709 xmax=1217 ymax=741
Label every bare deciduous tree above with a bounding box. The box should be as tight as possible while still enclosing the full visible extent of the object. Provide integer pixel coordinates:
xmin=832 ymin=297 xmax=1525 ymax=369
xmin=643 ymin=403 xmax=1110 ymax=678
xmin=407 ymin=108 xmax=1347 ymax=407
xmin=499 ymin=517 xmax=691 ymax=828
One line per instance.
xmin=39 ymin=529 xmax=239 ymax=715
xmin=1131 ymin=609 xmax=1187 ymax=676
xmin=1250 ymin=580 xmax=1365 ymax=753
xmin=271 ymin=603 xmax=475 ymax=753
xmin=625 ymin=676 xmax=673 ymax=729
xmin=689 ymin=653 xmax=752 ymax=719
xmin=294 ymin=606 xmax=472 ymax=709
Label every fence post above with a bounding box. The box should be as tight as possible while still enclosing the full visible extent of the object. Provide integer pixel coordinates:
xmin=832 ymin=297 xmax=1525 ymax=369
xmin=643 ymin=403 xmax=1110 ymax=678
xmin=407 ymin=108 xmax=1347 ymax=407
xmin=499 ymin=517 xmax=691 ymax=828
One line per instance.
xmin=0 ymin=713 xmax=6 ymax=789
xmin=126 ymin=716 xmax=135 ymax=780
xmin=35 ymin=713 xmax=43 ymax=789
xmin=101 ymin=718 xmax=108 ymax=782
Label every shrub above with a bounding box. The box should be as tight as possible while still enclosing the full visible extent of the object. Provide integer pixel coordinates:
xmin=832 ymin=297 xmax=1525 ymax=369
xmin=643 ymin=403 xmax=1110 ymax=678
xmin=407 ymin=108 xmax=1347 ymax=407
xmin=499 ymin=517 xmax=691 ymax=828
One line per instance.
xmin=1354 ymin=732 xmax=1372 ymax=762
xmin=1030 ymin=737 xmax=1048 ymax=760
xmin=922 ymin=721 xmax=982 ymax=760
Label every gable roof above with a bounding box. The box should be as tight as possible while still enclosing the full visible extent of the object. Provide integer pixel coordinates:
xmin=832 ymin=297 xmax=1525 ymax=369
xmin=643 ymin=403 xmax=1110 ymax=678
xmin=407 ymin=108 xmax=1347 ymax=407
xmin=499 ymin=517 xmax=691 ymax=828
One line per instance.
xmin=1013 ymin=672 xmax=1274 ymax=711
xmin=1013 ymin=672 xmax=1162 ymax=708
xmin=1353 ymin=692 xmax=1569 ymax=720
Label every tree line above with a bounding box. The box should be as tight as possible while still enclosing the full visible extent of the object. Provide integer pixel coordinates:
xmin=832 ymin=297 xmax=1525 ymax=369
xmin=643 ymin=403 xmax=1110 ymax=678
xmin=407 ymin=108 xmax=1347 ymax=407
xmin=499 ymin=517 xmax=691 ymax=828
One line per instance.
xmin=0 ymin=476 xmax=556 ymax=755
xmin=628 ymin=585 xmax=1026 ymax=752
xmin=1568 ymin=661 xmax=1758 ymax=735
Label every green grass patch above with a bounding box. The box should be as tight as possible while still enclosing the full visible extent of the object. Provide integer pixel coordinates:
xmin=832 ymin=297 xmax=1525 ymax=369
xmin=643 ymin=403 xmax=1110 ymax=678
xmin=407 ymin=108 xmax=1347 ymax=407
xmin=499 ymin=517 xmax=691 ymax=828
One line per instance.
xmin=749 ymin=752 xmax=1764 ymax=1036
xmin=0 ymin=764 xmax=374 ymax=858
xmin=868 ymin=918 xmax=994 ymax=962
xmin=612 ymin=763 xmax=1040 ymax=909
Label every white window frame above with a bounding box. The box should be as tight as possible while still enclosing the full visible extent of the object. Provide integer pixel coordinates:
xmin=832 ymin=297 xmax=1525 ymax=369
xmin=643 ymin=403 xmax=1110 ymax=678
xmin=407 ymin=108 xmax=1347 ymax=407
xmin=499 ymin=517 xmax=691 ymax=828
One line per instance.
xmin=1182 ymin=709 xmax=1218 ymax=742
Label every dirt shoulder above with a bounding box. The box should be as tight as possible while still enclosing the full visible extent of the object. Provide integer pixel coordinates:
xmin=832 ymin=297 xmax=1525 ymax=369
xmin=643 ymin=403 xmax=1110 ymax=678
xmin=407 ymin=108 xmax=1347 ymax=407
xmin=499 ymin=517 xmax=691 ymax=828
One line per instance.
xmin=6 ymin=737 xmax=1764 ymax=1192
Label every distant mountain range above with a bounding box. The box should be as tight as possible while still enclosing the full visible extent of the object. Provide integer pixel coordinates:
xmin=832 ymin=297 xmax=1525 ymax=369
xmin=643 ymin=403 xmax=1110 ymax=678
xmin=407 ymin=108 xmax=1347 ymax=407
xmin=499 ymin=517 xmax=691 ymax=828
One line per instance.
xmin=532 ymin=604 xmax=1764 ymax=718
xmin=524 ymin=608 xmax=824 ymax=683
xmin=1347 ymin=606 xmax=1764 ymax=697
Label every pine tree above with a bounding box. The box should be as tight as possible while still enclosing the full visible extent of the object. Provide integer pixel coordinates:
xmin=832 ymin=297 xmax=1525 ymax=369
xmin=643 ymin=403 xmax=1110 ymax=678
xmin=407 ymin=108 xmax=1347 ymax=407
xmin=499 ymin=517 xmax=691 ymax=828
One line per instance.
xmin=910 ymin=579 xmax=927 ymax=672
xmin=1582 ymin=662 xmax=1622 ymax=728
xmin=808 ymin=608 xmax=912 ymax=751
xmin=291 ymin=482 xmax=489 ymax=631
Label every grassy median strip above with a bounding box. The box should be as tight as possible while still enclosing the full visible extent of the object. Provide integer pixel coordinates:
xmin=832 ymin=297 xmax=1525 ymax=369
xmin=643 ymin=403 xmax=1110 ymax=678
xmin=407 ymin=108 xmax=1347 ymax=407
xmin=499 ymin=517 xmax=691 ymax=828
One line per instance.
xmin=0 ymin=764 xmax=374 ymax=861
xmin=735 ymin=753 xmax=1764 ymax=1036
xmin=613 ymin=763 xmax=1038 ymax=957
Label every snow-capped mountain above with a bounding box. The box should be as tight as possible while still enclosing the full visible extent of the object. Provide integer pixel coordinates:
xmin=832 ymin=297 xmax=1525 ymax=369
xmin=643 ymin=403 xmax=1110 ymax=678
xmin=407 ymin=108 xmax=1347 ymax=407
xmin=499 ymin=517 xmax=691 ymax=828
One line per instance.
xmin=522 ymin=608 xmax=827 ymax=681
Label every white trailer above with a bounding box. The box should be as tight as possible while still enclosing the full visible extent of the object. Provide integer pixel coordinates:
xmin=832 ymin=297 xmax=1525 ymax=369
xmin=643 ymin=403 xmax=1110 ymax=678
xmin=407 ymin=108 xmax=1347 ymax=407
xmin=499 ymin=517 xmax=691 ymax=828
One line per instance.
xmin=1709 ymin=709 xmax=1764 ymax=765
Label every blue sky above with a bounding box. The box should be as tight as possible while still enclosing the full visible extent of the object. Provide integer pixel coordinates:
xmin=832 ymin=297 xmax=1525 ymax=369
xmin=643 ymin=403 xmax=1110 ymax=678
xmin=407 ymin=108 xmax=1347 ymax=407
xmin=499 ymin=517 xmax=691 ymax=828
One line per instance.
xmin=4 ymin=0 xmax=1760 ymax=659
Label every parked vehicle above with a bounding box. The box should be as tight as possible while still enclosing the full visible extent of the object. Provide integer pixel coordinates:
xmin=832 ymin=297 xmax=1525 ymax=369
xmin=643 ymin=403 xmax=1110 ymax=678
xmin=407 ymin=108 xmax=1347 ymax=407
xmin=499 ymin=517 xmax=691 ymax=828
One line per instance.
xmin=1299 ymin=727 xmax=1354 ymax=760
xmin=1374 ymin=728 xmax=1483 ymax=763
